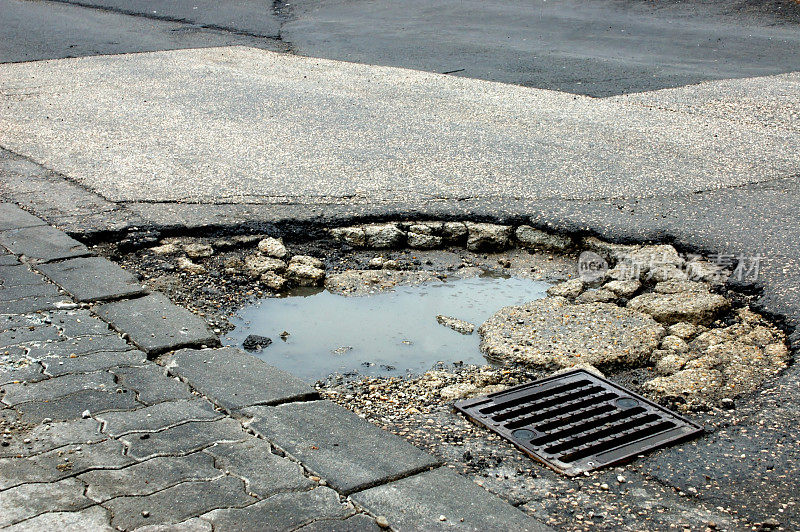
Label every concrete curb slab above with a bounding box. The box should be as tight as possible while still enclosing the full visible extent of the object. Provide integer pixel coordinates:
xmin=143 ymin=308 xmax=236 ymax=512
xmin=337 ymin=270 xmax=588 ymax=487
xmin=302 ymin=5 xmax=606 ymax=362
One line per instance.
xmin=94 ymin=293 xmax=218 ymax=355
xmin=351 ymin=467 xmax=552 ymax=531
xmin=243 ymin=400 xmax=440 ymax=495
xmin=37 ymin=256 xmax=146 ymax=302
xmin=165 ymin=347 xmax=316 ymax=411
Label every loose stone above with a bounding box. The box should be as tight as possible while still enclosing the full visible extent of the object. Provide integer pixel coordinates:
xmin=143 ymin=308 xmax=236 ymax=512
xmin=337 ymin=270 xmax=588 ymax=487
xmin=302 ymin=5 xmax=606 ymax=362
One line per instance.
xmin=464 ymin=223 xmax=512 ymax=251
xmin=436 ymin=315 xmax=475 ymax=335
xmin=260 ymin=272 xmax=287 ymax=291
xmin=245 ymin=254 xmax=286 ymax=278
xmin=515 ymin=225 xmax=573 ymax=251
xmin=176 ymin=256 xmax=206 ymax=274
xmin=184 ymin=243 xmax=214 ymax=259
xmin=258 ymin=237 xmax=290 ymax=259
xmin=242 ymin=334 xmax=272 ymax=351
xmin=546 ymin=279 xmax=584 ymax=298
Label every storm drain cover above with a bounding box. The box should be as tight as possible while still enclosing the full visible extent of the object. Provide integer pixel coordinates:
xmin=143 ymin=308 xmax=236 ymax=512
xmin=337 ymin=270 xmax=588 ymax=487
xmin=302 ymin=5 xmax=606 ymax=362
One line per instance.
xmin=454 ymin=369 xmax=704 ymax=475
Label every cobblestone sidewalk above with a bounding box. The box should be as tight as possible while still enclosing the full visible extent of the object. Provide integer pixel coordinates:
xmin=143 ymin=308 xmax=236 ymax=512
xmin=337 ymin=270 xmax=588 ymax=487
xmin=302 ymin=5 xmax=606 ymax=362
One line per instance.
xmin=0 ymin=203 xmax=549 ymax=531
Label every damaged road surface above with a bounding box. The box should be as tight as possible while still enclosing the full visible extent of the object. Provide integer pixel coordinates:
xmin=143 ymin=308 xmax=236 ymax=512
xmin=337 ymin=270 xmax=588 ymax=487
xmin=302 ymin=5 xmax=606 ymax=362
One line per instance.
xmin=0 ymin=38 xmax=799 ymax=531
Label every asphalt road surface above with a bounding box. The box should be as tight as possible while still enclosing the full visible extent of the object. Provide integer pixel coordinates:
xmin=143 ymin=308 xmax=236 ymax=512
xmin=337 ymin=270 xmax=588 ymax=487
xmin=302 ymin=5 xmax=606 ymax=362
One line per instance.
xmin=2 ymin=0 xmax=799 ymax=96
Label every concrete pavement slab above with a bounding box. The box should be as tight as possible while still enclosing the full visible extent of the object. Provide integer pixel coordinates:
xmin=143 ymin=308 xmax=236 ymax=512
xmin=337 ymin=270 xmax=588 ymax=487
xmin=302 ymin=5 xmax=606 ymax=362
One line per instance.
xmin=165 ymin=347 xmax=316 ymax=411
xmin=0 ymin=477 xmax=92 ymax=528
xmin=102 ymin=475 xmax=255 ymax=531
xmin=96 ymin=399 xmax=222 ymax=436
xmin=351 ymin=467 xmax=550 ymax=531
xmin=201 ymin=487 xmax=353 ymax=531
xmin=244 ymin=400 xmax=440 ymax=494
xmin=94 ymin=293 xmax=218 ymax=355
xmin=37 ymin=257 xmax=146 ymax=302
xmin=0 ymin=204 xmax=45 ymax=232
xmin=79 ymin=453 xmax=222 ymax=502
xmin=0 ymin=47 xmax=797 ymax=206
xmin=1 ymin=506 xmax=113 ymax=532
xmin=0 ymin=225 xmax=89 ymax=263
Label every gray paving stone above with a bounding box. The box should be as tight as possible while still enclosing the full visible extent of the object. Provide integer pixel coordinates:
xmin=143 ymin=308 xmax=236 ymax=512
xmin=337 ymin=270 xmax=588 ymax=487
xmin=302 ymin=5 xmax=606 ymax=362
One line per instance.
xmin=25 ymin=334 xmax=132 ymax=358
xmin=121 ymin=419 xmax=247 ymax=460
xmin=132 ymin=517 xmax=211 ymax=532
xmin=0 ymin=295 xmax=62 ymax=315
xmin=0 ymin=477 xmax=92 ymax=527
xmin=2 ymin=505 xmax=113 ymax=532
xmin=0 ymin=363 xmax=46 ymax=386
xmin=94 ymin=293 xmax=218 ymax=355
xmin=0 ymin=324 xmax=60 ymax=347
xmin=0 ymin=204 xmax=46 ymax=232
xmin=0 ymin=370 xmax=114 ymax=406
xmin=80 ymin=453 xmax=222 ymax=503
xmin=48 ymin=309 xmax=115 ymax=337
xmin=202 ymin=487 xmax=352 ymax=532
xmin=111 ymin=365 xmax=193 ymax=405
xmin=103 ymin=476 xmax=255 ymax=531
xmin=351 ymin=467 xmax=551 ymax=532
xmin=0 ymin=225 xmax=89 ymax=263
xmin=15 ymin=388 xmax=141 ymax=424
xmin=0 ymin=418 xmax=103 ymax=458
xmin=97 ymin=399 xmax=222 ymax=437
xmin=0 ymin=313 xmax=43 ymax=332
xmin=296 ymin=514 xmax=382 ymax=532
xmin=203 ymin=438 xmax=314 ymax=498
xmin=37 ymin=257 xmax=146 ymax=303
xmin=0 ymin=282 xmax=61 ymax=303
xmin=42 ymin=350 xmax=148 ymax=377
xmin=0 ymin=265 xmax=43 ymax=287
xmin=0 ymin=438 xmax=134 ymax=490
xmin=0 ymin=253 xmax=19 ymax=267
xmin=166 ymin=347 xmax=315 ymax=411
xmin=244 ymin=401 xmax=439 ymax=494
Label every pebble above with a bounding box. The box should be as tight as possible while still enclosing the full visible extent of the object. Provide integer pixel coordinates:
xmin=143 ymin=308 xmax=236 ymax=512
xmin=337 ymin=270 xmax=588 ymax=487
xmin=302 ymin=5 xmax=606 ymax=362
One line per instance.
xmin=375 ymin=516 xmax=390 ymax=528
xmin=617 ymin=475 xmax=626 ymax=484
xmin=81 ymin=410 xmax=91 ymax=419
xmin=141 ymin=511 xmax=150 ymax=518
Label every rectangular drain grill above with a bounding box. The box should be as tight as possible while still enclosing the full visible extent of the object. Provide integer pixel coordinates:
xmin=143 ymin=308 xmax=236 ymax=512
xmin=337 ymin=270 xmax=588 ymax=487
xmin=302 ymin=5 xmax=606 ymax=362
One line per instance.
xmin=454 ymin=369 xmax=704 ymax=475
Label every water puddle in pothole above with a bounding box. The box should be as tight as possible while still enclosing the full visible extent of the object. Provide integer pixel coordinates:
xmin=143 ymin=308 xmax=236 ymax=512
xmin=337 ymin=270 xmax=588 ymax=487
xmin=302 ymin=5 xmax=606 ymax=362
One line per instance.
xmin=225 ymin=275 xmax=549 ymax=381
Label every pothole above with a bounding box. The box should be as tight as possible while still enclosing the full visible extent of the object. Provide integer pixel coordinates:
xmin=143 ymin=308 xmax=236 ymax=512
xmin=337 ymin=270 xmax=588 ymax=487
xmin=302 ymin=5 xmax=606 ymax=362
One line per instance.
xmin=104 ymin=220 xmax=792 ymax=529
xmin=224 ymin=274 xmax=549 ymax=381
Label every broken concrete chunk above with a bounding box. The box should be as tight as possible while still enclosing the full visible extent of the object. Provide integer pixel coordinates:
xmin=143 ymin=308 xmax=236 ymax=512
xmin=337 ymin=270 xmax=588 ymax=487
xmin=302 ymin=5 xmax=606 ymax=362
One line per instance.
xmin=627 ymin=291 xmax=729 ymax=325
xmin=575 ymin=288 xmax=616 ymax=304
xmin=176 ymin=256 xmax=206 ymax=274
xmin=546 ymin=279 xmax=584 ymax=298
xmin=441 ymin=222 xmax=468 ymax=244
xmin=260 ymin=271 xmax=287 ymax=291
xmin=257 ymin=237 xmax=290 ymax=259
xmin=515 ymin=225 xmax=573 ymax=251
xmin=667 ymin=322 xmax=699 ymax=339
xmin=603 ymin=280 xmax=641 ymax=298
xmin=244 ymin=254 xmax=286 ymax=278
xmin=479 ymin=298 xmax=664 ymax=369
xmin=464 ymin=223 xmax=512 ymax=251
xmin=330 ymin=226 xmax=367 ymax=247
xmin=436 ymin=315 xmax=475 ymax=335
xmin=184 ymin=243 xmax=214 ymax=259
xmin=286 ymin=263 xmax=325 ymax=286
xmin=289 ymin=255 xmax=324 ymax=269
xmin=150 ymin=242 xmax=180 ymax=255
xmin=364 ymin=224 xmax=405 ymax=249
xmin=407 ymin=232 xmax=443 ymax=249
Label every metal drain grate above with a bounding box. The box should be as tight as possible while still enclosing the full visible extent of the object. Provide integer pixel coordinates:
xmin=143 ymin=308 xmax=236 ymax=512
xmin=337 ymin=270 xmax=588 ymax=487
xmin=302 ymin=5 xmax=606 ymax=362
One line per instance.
xmin=454 ymin=369 xmax=704 ymax=475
